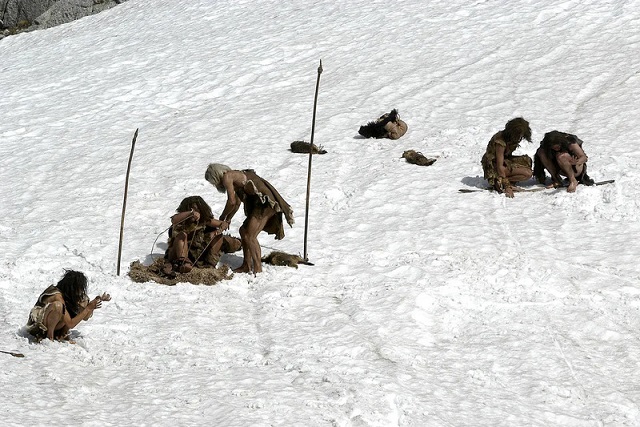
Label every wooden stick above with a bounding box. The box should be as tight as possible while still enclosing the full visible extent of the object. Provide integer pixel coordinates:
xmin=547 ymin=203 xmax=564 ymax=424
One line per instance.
xmin=0 ymin=350 xmax=25 ymax=358
xmin=117 ymin=129 xmax=139 ymax=276
xmin=303 ymin=60 xmax=323 ymax=263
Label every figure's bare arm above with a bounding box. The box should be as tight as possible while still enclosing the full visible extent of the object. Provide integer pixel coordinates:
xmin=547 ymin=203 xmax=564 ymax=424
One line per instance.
xmin=52 ymin=293 xmax=102 ymax=330
xmin=219 ymin=171 xmax=244 ymax=222
xmin=495 ymin=144 xmax=508 ymax=179
xmin=569 ymin=143 xmax=588 ymax=166
xmin=207 ymin=217 xmax=229 ymax=231
xmin=171 ymin=210 xmax=197 ymax=225
xmin=494 ymin=144 xmax=514 ymax=197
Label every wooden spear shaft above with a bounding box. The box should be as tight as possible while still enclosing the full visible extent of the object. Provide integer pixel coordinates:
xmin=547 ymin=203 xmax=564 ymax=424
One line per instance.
xmin=117 ymin=128 xmax=139 ymax=276
xmin=303 ymin=60 xmax=323 ymax=262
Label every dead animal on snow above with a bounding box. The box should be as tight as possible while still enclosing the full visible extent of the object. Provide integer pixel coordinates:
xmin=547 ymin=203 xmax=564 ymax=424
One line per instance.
xmin=261 ymin=251 xmax=305 ymax=269
xmin=402 ymin=150 xmax=437 ymax=166
xmin=290 ymin=140 xmax=327 ymax=154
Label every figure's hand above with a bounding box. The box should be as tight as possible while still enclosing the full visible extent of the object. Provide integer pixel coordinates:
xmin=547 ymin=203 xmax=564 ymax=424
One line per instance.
xmin=99 ymin=293 xmax=111 ymax=302
xmin=219 ymin=220 xmax=229 ymax=231
xmin=88 ymin=296 xmax=104 ymax=310
xmin=504 ymin=187 xmax=515 ymax=198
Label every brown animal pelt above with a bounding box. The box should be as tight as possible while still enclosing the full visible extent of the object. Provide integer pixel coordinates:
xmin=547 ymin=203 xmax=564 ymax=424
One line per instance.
xmin=261 ymin=251 xmax=303 ymax=269
xmin=128 ymin=259 xmax=233 ymax=286
xmin=402 ymin=150 xmax=437 ymax=166
xmin=290 ymin=140 xmax=327 ymax=154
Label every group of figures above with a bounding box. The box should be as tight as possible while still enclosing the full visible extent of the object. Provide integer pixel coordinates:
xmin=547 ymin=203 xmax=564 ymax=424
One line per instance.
xmin=482 ymin=117 xmax=595 ymax=198
xmin=25 ymin=114 xmax=598 ymax=342
xmin=25 ymin=164 xmax=294 ymax=341
xmin=165 ymin=164 xmax=295 ymax=276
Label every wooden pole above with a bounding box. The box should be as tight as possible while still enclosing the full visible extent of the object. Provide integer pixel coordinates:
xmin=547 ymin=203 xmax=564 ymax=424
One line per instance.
xmin=303 ymin=60 xmax=323 ymax=262
xmin=117 ymin=128 xmax=138 ymax=276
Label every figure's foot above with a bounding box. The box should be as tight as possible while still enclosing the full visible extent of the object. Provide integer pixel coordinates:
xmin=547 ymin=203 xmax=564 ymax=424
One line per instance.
xmin=567 ymin=181 xmax=578 ymax=193
xmin=161 ymin=261 xmax=174 ymax=276
xmin=504 ymin=187 xmax=515 ymax=198
xmin=56 ymin=334 xmax=76 ymax=344
xmin=233 ymin=265 xmax=251 ymax=273
xmin=174 ymin=257 xmax=193 ymax=274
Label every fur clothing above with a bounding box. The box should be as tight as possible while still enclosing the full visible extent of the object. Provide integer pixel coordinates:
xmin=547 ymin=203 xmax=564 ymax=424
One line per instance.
xmin=237 ymin=170 xmax=294 ymax=240
xmin=482 ymin=131 xmax=532 ymax=188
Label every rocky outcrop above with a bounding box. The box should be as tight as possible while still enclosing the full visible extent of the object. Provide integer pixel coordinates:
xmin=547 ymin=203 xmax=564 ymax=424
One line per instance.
xmin=0 ymin=0 xmax=126 ymax=38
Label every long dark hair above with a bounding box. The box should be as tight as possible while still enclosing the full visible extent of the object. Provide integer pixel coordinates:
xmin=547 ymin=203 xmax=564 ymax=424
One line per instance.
xmin=502 ymin=117 xmax=532 ymax=150
xmin=176 ymin=196 xmax=214 ymax=224
xmin=56 ymin=270 xmax=88 ymax=318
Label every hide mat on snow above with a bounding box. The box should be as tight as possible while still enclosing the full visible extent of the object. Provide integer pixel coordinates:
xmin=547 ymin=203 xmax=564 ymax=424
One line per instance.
xmin=128 ymin=258 xmax=233 ymax=286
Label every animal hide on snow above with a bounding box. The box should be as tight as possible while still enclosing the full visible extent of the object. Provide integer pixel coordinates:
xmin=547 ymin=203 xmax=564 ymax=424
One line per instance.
xmin=402 ymin=150 xmax=436 ymax=166
xmin=290 ymin=140 xmax=327 ymax=154
xmin=358 ymin=109 xmax=408 ymax=140
xmin=261 ymin=251 xmax=304 ymax=269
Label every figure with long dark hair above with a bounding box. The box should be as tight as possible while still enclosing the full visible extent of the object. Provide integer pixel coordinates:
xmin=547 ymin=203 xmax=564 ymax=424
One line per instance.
xmin=481 ymin=117 xmax=533 ymax=198
xmin=533 ymin=130 xmax=594 ymax=192
xmin=164 ymin=195 xmax=241 ymax=275
xmin=26 ymin=270 xmax=110 ymax=341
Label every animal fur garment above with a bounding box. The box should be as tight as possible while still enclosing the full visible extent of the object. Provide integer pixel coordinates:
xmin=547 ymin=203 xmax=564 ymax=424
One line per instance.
xmin=402 ymin=150 xmax=437 ymax=166
xmin=290 ymin=140 xmax=327 ymax=154
xmin=358 ymin=109 xmax=408 ymax=139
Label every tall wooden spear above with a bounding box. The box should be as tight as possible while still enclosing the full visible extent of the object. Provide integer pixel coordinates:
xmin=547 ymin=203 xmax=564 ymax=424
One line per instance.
xmin=117 ymin=128 xmax=138 ymax=276
xmin=303 ymin=60 xmax=323 ymax=263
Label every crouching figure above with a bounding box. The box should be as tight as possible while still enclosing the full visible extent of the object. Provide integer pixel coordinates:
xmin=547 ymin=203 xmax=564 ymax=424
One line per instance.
xmin=533 ymin=130 xmax=594 ymax=193
xmin=26 ymin=270 xmax=110 ymax=342
xmin=164 ymin=195 xmax=241 ymax=275
xmin=481 ymin=117 xmax=533 ymax=198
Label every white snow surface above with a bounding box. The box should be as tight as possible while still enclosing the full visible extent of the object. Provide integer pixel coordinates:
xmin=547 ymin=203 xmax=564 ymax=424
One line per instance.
xmin=1 ymin=0 xmax=640 ymax=425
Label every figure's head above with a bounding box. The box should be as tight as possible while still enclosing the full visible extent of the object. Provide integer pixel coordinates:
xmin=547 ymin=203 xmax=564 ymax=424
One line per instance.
xmin=503 ymin=117 xmax=532 ymax=145
xmin=56 ymin=270 xmax=88 ymax=317
xmin=205 ymin=163 xmax=231 ymax=193
xmin=176 ymin=196 xmax=213 ymax=222
xmin=541 ymin=130 xmax=573 ymax=155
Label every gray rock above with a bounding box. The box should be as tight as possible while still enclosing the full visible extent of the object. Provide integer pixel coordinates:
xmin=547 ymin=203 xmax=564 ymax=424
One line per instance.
xmin=0 ymin=0 xmax=127 ymax=34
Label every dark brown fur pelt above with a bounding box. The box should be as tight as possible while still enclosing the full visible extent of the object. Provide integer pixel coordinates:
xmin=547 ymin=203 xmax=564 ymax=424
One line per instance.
xmin=290 ymin=140 xmax=327 ymax=154
xmin=128 ymin=259 xmax=233 ymax=286
xmin=261 ymin=251 xmax=303 ymax=269
xmin=402 ymin=150 xmax=437 ymax=166
xmin=358 ymin=109 xmax=400 ymax=138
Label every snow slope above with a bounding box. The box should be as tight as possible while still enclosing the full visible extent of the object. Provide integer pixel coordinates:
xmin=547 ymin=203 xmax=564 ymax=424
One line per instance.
xmin=1 ymin=0 xmax=639 ymax=425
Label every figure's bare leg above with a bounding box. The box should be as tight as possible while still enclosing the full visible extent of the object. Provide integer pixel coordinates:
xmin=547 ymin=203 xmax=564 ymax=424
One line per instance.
xmin=203 ymin=233 xmax=224 ymax=266
xmin=43 ymin=301 xmax=65 ymax=341
xmin=250 ymin=238 xmax=263 ymax=273
xmin=536 ymin=148 xmax=563 ymax=185
xmin=556 ymin=153 xmax=578 ymax=192
xmin=169 ymin=232 xmax=189 ymax=261
xmin=235 ymin=211 xmax=273 ymax=273
xmin=248 ymin=210 xmax=275 ymax=273
xmin=235 ymin=225 xmax=252 ymax=273
xmin=507 ymin=165 xmax=533 ymax=184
